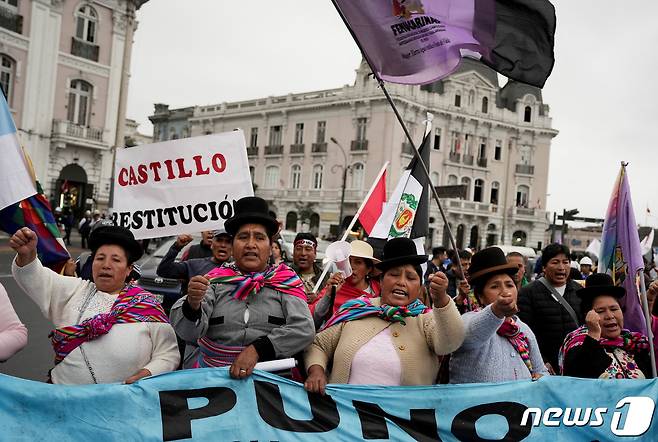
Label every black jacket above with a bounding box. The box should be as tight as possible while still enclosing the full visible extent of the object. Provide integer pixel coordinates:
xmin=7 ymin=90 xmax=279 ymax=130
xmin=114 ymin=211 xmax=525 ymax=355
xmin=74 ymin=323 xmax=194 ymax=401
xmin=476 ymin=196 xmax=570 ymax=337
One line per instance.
xmin=562 ymin=335 xmax=652 ymax=379
xmin=517 ymin=279 xmax=583 ymax=369
xmin=184 ymin=241 xmax=213 ymax=260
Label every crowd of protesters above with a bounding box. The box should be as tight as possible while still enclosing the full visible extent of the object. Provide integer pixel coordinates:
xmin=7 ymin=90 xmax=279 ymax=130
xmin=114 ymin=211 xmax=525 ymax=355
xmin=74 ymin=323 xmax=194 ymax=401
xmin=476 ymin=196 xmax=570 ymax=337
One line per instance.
xmin=2 ymin=195 xmax=657 ymax=390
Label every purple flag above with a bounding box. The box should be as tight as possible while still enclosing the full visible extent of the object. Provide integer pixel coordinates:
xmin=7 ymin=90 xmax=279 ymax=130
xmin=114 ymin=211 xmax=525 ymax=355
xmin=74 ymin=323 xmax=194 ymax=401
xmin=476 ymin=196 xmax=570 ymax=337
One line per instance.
xmin=333 ymin=0 xmax=494 ymax=85
xmin=599 ymin=165 xmax=647 ymax=334
xmin=332 ymin=0 xmax=555 ymax=88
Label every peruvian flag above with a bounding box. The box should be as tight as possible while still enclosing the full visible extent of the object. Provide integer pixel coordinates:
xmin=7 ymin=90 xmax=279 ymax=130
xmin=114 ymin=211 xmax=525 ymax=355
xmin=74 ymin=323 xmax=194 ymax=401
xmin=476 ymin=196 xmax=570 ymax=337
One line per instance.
xmin=358 ymin=169 xmax=387 ymax=235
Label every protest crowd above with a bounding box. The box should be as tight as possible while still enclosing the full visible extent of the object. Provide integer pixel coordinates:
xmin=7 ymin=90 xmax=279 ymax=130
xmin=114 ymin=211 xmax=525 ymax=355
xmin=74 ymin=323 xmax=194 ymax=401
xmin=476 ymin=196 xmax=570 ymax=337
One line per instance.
xmin=2 ymin=194 xmax=657 ymax=390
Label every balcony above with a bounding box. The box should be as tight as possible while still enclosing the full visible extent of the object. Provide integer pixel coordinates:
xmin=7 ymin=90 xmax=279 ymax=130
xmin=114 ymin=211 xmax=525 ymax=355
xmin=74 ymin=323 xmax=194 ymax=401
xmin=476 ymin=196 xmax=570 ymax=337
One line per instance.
xmin=350 ymin=140 xmax=368 ymax=151
xmin=311 ymin=142 xmax=327 ymax=153
xmin=477 ymin=157 xmax=488 ymax=168
xmin=463 ymin=154 xmax=474 ymax=166
xmin=447 ymin=199 xmax=497 ymax=215
xmin=514 ymin=207 xmax=536 ymax=218
xmin=0 ymin=7 xmax=22 ymax=34
xmin=290 ymin=143 xmax=305 ymax=155
xmin=448 ymin=152 xmax=461 ymax=163
xmin=246 ymin=146 xmax=258 ymax=156
xmin=264 ymin=145 xmax=283 ymax=156
xmin=71 ymin=37 xmax=99 ymax=62
xmin=401 ymin=142 xmax=414 ymax=155
xmin=515 ymin=164 xmax=535 ymax=175
xmin=51 ymin=119 xmax=106 ymax=149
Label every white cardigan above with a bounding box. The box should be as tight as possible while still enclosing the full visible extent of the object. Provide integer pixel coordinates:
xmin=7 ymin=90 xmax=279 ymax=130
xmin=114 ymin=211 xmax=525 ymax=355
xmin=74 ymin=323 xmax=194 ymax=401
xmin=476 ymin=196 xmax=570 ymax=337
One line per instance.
xmin=12 ymin=257 xmax=180 ymax=384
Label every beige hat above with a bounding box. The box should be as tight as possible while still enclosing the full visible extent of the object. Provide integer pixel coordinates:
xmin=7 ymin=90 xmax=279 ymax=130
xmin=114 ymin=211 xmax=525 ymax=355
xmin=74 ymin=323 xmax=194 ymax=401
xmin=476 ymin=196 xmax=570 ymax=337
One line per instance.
xmin=349 ymin=240 xmax=380 ymax=264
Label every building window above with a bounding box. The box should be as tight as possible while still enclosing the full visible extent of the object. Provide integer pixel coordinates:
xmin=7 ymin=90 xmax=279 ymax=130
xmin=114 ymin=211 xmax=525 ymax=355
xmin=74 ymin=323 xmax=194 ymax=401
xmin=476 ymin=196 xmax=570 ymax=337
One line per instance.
xmin=312 ymin=164 xmax=323 ymax=189
xmin=0 ymin=54 xmax=15 ymax=105
xmin=264 ymin=165 xmax=279 ymax=189
xmin=474 ymin=179 xmax=484 ymax=202
xmin=0 ymin=0 xmax=19 ymax=8
xmin=454 ymin=93 xmax=461 ymax=107
xmin=494 ymin=140 xmax=502 ymax=160
xmin=433 ymin=128 xmax=441 ymax=150
xmin=351 ymin=163 xmax=365 ymax=190
xmin=516 ymin=185 xmax=530 ymax=208
xmin=451 ymin=131 xmax=460 ymax=153
xmin=294 ymin=123 xmax=304 ymax=144
xmin=461 ymin=177 xmax=471 ymax=199
xmin=481 ymin=96 xmax=488 ymax=113
xmin=464 ymin=134 xmax=472 ymax=155
xmin=290 ymin=164 xmax=301 ymax=190
xmin=519 ymin=145 xmax=532 ymax=165
xmin=316 ymin=121 xmax=326 ymax=143
xmin=468 ymin=90 xmax=475 ymax=106
xmin=524 ymin=106 xmax=532 ymax=122
xmin=249 ymin=166 xmax=255 ymax=184
xmin=75 ymin=5 xmax=97 ymax=43
xmin=490 ymin=181 xmax=499 ymax=205
xmin=67 ymin=79 xmax=92 ymax=126
xmin=249 ymin=127 xmax=258 ymax=147
xmin=431 ymin=172 xmax=440 ymax=186
xmin=268 ymin=125 xmax=282 ymax=145
xmin=448 ymin=174 xmax=458 ymax=185
xmin=356 ymin=117 xmax=367 ymax=141
xmin=478 ymin=138 xmax=486 ymax=159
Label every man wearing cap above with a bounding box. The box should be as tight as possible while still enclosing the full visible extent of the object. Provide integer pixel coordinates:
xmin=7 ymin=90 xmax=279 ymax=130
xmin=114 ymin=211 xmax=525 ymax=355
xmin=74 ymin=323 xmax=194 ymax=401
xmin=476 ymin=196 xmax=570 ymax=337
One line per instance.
xmin=291 ymin=232 xmax=327 ymax=303
xmin=157 ymin=229 xmax=232 ymax=282
xmin=170 ymin=196 xmax=315 ymax=378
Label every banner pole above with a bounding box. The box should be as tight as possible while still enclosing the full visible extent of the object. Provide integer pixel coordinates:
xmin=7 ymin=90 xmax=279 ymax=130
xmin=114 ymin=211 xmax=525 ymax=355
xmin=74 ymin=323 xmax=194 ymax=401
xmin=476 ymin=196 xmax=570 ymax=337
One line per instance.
xmin=329 ymin=0 xmax=465 ymax=279
xmin=311 ymin=161 xmax=389 ymax=295
xmin=639 ymin=269 xmax=657 ymax=377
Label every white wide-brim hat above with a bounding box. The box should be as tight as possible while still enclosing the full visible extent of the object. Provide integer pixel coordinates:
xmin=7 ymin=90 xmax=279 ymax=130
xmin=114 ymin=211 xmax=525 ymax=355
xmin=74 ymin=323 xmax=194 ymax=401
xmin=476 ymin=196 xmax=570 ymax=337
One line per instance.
xmin=350 ymin=240 xmax=381 ymax=264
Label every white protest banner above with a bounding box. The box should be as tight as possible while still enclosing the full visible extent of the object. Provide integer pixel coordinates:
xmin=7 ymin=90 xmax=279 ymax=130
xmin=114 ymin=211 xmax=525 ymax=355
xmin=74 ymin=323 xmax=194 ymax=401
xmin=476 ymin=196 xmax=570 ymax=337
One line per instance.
xmin=111 ymin=130 xmax=253 ymax=239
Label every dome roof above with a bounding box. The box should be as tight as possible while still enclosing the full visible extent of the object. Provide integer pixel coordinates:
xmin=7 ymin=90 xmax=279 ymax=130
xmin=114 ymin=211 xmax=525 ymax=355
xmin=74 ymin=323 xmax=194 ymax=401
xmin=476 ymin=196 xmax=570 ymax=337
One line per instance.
xmin=498 ymin=80 xmax=543 ymax=112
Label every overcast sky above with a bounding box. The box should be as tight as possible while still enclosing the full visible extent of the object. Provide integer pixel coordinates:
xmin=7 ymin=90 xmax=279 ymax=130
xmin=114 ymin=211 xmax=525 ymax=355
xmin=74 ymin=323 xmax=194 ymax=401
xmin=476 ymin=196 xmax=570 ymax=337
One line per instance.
xmin=126 ymin=0 xmax=658 ymax=227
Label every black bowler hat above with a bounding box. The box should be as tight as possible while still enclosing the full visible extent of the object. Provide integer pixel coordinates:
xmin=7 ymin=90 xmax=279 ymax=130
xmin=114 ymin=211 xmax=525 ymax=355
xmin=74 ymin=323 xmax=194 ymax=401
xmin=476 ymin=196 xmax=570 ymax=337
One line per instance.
xmin=88 ymin=225 xmax=143 ymax=263
xmin=375 ymin=237 xmax=427 ymax=273
xmin=577 ymin=273 xmax=625 ymax=301
xmin=224 ymin=196 xmax=279 ymax=237
xmin=467 ymin=247 xmax=519 ymax=285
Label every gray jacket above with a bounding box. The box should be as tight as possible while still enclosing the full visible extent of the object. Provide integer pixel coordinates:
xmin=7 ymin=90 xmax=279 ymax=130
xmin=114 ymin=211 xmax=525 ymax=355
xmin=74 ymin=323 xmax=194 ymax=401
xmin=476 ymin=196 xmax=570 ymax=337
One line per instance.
xmin=170 ymin=281 xmax=315 ymax=362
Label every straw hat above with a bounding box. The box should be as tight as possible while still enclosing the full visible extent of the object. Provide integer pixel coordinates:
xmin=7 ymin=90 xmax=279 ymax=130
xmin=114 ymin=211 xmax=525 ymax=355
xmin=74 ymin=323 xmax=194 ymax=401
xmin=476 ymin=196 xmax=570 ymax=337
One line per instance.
xmin=349 ymin=240 xmax=380 ymax=264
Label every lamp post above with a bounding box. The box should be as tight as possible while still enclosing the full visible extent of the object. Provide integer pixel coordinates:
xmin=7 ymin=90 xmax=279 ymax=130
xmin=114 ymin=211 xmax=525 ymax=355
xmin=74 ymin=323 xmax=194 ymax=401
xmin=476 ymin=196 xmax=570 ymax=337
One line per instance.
xmin=330 ymin=137 xmax=349 ymax=236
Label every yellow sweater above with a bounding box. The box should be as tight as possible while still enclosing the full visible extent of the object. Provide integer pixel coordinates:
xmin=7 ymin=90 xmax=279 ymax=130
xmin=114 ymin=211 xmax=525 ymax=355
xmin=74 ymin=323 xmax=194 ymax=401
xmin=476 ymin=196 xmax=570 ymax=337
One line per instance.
xmin=304 ymin=297 xmax=464 ymax=385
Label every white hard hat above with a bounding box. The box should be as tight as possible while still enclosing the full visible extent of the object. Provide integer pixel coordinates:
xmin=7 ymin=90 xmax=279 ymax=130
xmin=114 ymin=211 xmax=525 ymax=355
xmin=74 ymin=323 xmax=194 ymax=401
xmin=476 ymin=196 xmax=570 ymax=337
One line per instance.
xmin=579 ymin=256 xmax=593 ymax=266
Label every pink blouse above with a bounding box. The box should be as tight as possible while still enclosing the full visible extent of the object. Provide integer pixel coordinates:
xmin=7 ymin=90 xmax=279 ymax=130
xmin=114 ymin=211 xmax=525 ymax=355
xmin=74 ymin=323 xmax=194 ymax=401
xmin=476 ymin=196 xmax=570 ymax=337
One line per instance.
xmin=348 ymin=327 xmax=401 ymax=385
xmin=0 ymin=284 xmax=27 ymax=362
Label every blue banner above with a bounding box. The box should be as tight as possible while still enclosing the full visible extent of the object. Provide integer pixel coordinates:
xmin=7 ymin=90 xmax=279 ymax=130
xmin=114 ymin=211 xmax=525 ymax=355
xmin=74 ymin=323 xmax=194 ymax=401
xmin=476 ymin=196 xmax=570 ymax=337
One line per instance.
xmin=0 ymin=369 xmax=657 ymax=441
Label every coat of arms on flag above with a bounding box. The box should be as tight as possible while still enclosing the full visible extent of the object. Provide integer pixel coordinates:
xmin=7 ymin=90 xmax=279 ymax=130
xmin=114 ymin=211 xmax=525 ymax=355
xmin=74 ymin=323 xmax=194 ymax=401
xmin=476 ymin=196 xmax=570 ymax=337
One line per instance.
xmin=369 ymin=114 xmax=432 ymax=257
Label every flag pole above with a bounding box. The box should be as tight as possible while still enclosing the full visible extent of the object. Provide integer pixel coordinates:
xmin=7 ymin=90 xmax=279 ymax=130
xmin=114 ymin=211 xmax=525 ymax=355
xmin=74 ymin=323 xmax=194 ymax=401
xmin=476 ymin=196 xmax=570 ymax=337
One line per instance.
xmin=329 ymin=0 xmax=466 ymax=279
xmin=311 ymin=161 xmax=389 ymax=295
xmin=638 ymin=271 xmax=657 ymax=378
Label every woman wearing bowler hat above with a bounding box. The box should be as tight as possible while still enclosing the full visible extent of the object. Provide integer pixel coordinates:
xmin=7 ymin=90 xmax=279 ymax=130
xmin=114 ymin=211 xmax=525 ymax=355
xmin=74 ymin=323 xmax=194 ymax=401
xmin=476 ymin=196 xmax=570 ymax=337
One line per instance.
xmin=449 ymin=247 xmax=548 ymax=384
xmin=170 ymin=196 xmax=315 ymax=379
xmin=559 ymin=273 xmax=651 ymax=379
xmin=304 ymin=237 xmax=464 ymax=393
xmin=10 ymin=225 xmax=179 ymax=384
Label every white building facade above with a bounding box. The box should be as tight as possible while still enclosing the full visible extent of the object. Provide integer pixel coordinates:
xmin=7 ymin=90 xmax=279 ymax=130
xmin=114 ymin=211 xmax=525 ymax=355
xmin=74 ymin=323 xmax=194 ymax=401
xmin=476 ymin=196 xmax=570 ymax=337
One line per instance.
xmin=0 ymin=0 xmax=147 ymax=218
xmin=151 ymin=59 xmax=557 ymax=250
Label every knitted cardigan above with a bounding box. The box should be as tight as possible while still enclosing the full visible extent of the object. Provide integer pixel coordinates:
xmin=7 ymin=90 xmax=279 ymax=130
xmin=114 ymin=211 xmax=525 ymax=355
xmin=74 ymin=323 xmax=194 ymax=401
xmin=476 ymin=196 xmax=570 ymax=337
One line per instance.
xmin=304 ymin=297 xmax=464 ymax=385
